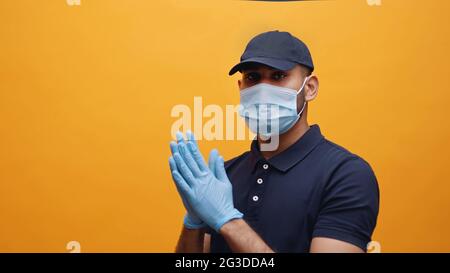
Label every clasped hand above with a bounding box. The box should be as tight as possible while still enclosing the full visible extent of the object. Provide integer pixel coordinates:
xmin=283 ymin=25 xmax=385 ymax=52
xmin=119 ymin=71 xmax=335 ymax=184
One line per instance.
xmin=169 ymin=131 xmax=243 ymax=232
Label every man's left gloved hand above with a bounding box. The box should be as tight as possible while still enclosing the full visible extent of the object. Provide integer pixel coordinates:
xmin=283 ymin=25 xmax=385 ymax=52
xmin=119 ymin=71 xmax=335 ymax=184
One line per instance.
xmin=169 ymin=131 xmax=243 ymax=232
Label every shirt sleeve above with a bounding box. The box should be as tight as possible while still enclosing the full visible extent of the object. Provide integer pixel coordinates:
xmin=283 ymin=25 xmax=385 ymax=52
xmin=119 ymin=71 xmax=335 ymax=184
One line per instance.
xmin=312 ymin=157 xmax=380 ymax=251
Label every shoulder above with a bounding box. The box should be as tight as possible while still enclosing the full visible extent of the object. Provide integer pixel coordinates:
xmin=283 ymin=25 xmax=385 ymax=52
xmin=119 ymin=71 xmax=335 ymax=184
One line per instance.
xmin=318 ymin=139 xmax=375 ymax=175
xmin=319 ymin=139 xmax=379 ymax=200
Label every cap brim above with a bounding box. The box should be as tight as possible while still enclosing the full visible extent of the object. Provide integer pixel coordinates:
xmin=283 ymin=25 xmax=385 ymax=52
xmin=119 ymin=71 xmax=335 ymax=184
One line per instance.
xmin=228 ymin=57 xmax=297 ymax=76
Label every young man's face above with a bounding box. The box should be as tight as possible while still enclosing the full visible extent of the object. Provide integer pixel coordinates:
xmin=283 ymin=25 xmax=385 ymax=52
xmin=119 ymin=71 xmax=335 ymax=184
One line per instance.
xmin=238 ymin=63 xmax=311 ymax=114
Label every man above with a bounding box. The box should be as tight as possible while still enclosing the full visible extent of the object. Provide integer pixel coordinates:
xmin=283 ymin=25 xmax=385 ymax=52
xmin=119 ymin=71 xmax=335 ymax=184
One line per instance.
xmin=169 ymin=30 xmax=379 ymax=253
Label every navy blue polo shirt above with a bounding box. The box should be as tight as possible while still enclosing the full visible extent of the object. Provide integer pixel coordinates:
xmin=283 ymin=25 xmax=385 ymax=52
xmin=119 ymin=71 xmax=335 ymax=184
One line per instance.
xmin=207 ymin=124 xmax=379 ymax=252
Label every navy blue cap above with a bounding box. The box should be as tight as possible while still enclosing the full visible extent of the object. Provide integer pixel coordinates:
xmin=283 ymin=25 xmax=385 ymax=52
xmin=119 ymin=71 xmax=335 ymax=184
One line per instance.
xmin=228 ymin=30 xmax=314 ymax=75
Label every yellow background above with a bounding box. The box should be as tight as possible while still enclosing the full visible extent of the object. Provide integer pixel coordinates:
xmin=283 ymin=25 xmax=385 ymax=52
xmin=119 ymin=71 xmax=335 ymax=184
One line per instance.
xmin=1 ymin=0 xmax=449 ymax=252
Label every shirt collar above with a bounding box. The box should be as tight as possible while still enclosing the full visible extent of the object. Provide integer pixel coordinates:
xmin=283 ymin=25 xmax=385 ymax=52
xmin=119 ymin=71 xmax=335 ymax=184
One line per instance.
xmin=248 ymin=124 xmax=324 ymax=172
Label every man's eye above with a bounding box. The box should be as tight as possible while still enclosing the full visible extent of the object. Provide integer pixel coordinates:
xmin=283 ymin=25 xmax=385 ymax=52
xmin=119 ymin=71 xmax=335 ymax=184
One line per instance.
xmin=245 ymin=73 xmax=259 ymax=81
xmin=272 ymin=72 xmax=287 ymax=80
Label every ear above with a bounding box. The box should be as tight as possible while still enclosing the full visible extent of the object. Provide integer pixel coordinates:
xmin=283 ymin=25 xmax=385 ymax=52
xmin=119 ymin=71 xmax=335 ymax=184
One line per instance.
xmin=304 ymin=75 xmax=319 ymax=102
xmin=238 ymin=79 xmax=242 ymax=90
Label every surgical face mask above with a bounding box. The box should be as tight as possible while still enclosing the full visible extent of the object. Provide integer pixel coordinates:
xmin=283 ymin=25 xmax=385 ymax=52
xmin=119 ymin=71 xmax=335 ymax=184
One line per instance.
xmin=239 ymin=76 xmax=311 ymax=137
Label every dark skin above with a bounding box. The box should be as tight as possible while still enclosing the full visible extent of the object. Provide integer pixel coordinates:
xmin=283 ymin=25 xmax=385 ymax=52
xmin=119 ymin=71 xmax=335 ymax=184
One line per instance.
xmin=238 ymin=62 xmax=318 ymax=160
xmin=176 ymin=63 xmax=364 ymax=253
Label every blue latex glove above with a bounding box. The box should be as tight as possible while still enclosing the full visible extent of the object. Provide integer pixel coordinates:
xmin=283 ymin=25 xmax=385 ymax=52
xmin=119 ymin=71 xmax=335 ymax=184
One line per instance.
xmin=170 ymin=131 xmax=243 ymax=232
xmin=169 ymin=132 xmax=207 ymax=229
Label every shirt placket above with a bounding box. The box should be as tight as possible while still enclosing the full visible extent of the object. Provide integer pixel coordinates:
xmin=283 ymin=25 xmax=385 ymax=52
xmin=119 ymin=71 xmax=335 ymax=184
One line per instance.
xmin=245 ymin=160 xmax=270 ymax=222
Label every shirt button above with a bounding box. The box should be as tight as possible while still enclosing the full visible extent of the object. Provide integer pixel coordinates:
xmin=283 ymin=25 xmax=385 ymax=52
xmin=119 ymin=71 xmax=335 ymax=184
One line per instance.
xmin=257 ymin=178 xmax=263 ymax=184
xmin=252 ymin=195 xmax=259 ymax=202
xmin=263 ymin=164 xmax=269 ymax=170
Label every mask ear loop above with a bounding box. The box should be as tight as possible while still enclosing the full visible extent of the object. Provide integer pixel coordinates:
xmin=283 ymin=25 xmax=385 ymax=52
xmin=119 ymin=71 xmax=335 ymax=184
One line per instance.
xmin=282 ymin=76 xmax=310 ymax=134
xmin=297 ymin=75 xmax=311 ymax=95
xmin=296 ymin=75 xmax=311 ymax=116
